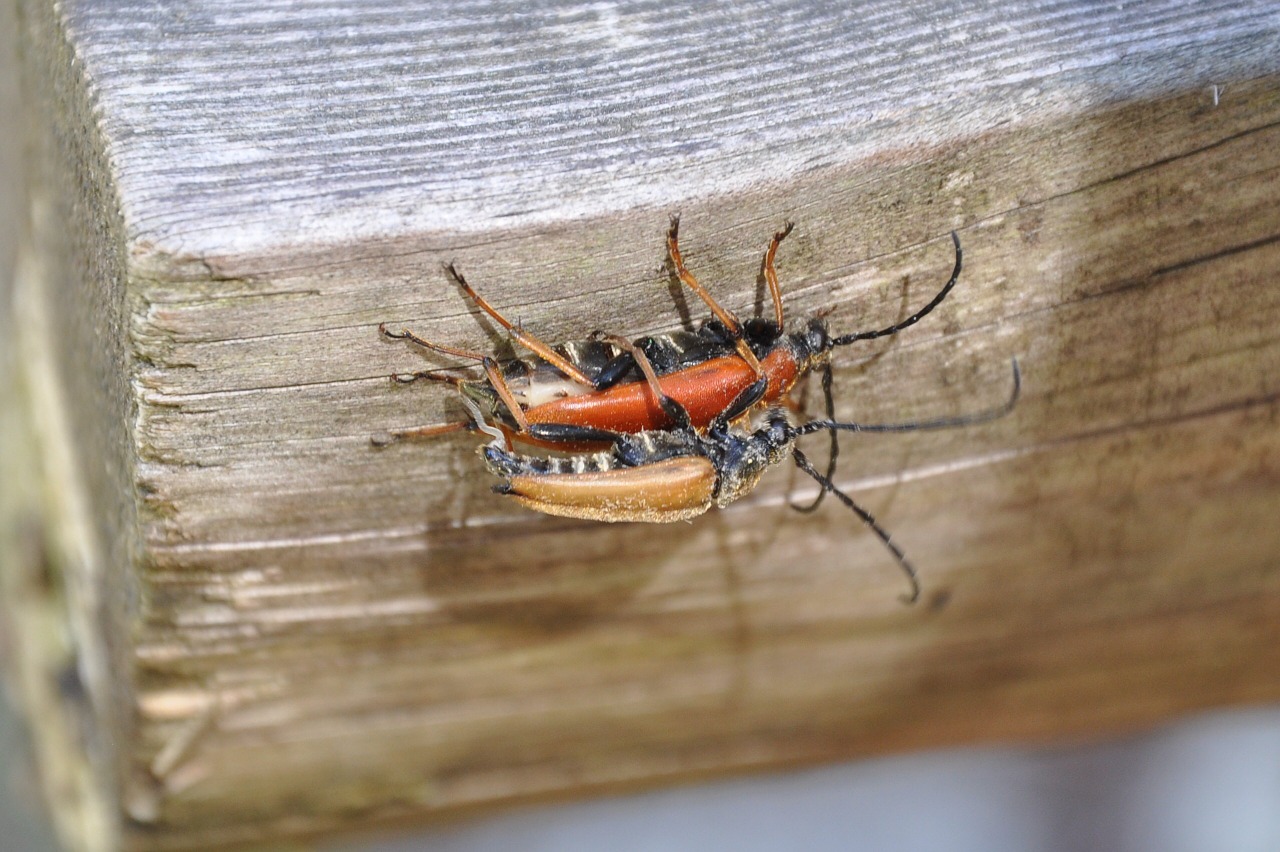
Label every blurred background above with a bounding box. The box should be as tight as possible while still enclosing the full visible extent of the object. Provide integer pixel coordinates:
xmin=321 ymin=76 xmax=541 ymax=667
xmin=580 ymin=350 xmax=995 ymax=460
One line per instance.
xmin=6 ymin=687 xmax=1280 ymax=851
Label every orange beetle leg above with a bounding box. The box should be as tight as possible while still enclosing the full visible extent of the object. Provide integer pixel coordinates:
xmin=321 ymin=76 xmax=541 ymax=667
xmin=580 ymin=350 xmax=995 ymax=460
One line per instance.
xmin=761 ymin=220 xmax=794 ymax=330
xmin=445 ymin=263 xmax=596 ymax=387
xmin=371 ymin=420 xmax=471 ymax=447
xmin=666 ymin=215 xmax=763 ymax=376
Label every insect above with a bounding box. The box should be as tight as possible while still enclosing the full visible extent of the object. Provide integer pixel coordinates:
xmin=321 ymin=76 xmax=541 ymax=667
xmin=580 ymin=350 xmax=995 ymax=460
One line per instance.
xmin=464 ymin=352 xmax=1022 ymax=604
xmin=377 ymin=217 xmax=962 ymax=505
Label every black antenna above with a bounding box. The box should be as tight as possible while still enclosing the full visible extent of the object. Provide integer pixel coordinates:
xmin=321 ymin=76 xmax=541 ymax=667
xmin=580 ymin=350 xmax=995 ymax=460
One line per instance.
xmin=830 ymin=232 xmax=962 ymax=348
xmin=792 ymin=231 xmax=964 ymax=513
xmin=795 ymin=358 xmax=1020 ymax=438
xmin=786 ymin=357 xmax=1021 ymax=604
xmin=791 ymin=447 xmax=920 ymax=604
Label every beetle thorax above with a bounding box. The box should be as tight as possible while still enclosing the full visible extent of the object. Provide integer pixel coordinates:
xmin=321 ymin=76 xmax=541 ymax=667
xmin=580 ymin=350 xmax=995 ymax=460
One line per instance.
xmin=710 ymin=411 xmax=795 ymax=507
xmin=789 ymin=318 xmax=832 ymax=372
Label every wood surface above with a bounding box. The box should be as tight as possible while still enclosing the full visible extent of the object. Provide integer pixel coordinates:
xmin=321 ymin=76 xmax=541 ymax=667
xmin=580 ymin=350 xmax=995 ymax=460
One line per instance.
xmin=6 ymin=0 xmax=1280 ymax=848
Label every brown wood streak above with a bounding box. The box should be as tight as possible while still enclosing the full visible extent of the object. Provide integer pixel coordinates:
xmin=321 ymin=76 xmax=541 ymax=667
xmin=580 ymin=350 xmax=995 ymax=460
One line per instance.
xmin=7 ymin=0 xmax=1280 ymax=848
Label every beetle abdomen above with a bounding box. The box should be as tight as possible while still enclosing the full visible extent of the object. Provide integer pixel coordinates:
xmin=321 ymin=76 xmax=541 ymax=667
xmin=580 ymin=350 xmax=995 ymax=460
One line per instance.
xmin=498 ymin=457 xmax=717 ymax=523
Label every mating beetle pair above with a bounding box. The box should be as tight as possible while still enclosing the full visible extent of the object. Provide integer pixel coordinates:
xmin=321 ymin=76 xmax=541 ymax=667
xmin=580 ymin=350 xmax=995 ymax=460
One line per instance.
xmin=377 ymin=218 xmax=1018 ymax=602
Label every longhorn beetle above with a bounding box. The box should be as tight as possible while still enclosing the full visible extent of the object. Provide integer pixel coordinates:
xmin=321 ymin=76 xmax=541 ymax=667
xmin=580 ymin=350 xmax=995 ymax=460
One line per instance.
xmin=377 ymin=217 xmax=962 ymax=505
xmin=463 ymin=349 xmax=1022 ymax=604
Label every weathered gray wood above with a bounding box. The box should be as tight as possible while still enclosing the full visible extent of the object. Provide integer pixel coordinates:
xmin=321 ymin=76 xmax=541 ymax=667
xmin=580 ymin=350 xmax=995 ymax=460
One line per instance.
xmin=6 ymin=0 xmax=1280 ymax=848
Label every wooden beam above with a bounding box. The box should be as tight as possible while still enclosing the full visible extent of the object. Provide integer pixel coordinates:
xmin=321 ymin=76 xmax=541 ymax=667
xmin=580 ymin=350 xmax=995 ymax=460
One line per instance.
xmin=5 ymin=0 xmax=1280 ymax=848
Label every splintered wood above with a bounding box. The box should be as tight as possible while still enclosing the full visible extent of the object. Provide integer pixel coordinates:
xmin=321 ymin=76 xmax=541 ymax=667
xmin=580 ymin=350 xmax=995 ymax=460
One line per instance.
xmin=5 ymin=0 xmax=1280 ymax=848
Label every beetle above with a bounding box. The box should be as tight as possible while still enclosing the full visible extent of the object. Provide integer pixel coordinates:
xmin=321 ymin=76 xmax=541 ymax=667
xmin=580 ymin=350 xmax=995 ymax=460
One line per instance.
xmin=377 ymin=217 xmax=962 ymax=489
xmin=464 ymin=355 xmax=1022 ymax=604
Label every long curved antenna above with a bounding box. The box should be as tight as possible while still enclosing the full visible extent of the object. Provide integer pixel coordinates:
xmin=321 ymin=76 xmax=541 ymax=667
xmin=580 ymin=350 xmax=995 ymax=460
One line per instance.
xmin=790 ymin=361 xmax=837 ymax=513
xmin=830 ymin=232 xmax=962 ymax=347
xmin=794 ymin=358 xmax=1020 ymax=438
xmin=791 ymin=447 xmax=919 ymax=604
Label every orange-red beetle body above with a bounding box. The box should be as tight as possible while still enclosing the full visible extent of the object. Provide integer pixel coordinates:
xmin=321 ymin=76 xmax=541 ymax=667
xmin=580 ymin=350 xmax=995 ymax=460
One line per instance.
xmin=378 ymin=219 xmax=960 ymax=467
xmin=525 ymin=347 xmax=800 ymax=434
xmin=376 ymin=218 xmax=1016 ymax=603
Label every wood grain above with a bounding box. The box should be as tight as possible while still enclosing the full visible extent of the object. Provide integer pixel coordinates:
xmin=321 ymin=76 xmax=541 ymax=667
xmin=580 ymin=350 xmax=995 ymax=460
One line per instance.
xmin=6 ymin=0 xmax=1280 ymax=848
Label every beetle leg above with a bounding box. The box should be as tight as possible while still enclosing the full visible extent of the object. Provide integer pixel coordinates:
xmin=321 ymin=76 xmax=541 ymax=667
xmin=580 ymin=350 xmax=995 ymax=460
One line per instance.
xmin=761 ymin=221 xmax=794 ymax=330
xmin=666 ymin=215 xmax=763 ymax=376
xmin=444 ymin=263 xmax=597 ymax=387
xmin=478 ymin=356 xmax=531 ymax=432
xmin=524 ymin=422 xmax=631 ymax=445
xmin=390 ymin=369 xmax=467 ymax=386
xmin=790 ymin=360 xmax=837 ymax=514
xmin=371 ymin=420 xmax=471 ymax=447
xmin=592 ymin=332 xmax=692 ymax=430
xmin=590 ymin=351 xmax=639 ymax=390
xmin=709 ymin=375 xmax=770 ymax=432
xmin=380 ymin=323 xmax=495 ymax=364
xmin=381 ymin=322 xmax=532 ymax=433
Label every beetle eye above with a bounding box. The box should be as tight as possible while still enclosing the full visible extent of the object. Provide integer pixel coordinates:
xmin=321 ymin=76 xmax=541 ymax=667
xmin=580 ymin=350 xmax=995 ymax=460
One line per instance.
xmin=807 ymin=318 xmax=829 ymax=350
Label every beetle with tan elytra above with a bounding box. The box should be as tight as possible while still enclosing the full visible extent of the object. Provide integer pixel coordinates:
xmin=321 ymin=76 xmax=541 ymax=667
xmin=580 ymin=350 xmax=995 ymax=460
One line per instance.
xmin=463 ymin=351 xmax=1020 ymax=604
xmin=377 ymin=218 xmax=1018 ymax=601
xmin=378 ymin=216 xmax=964 ymax=507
